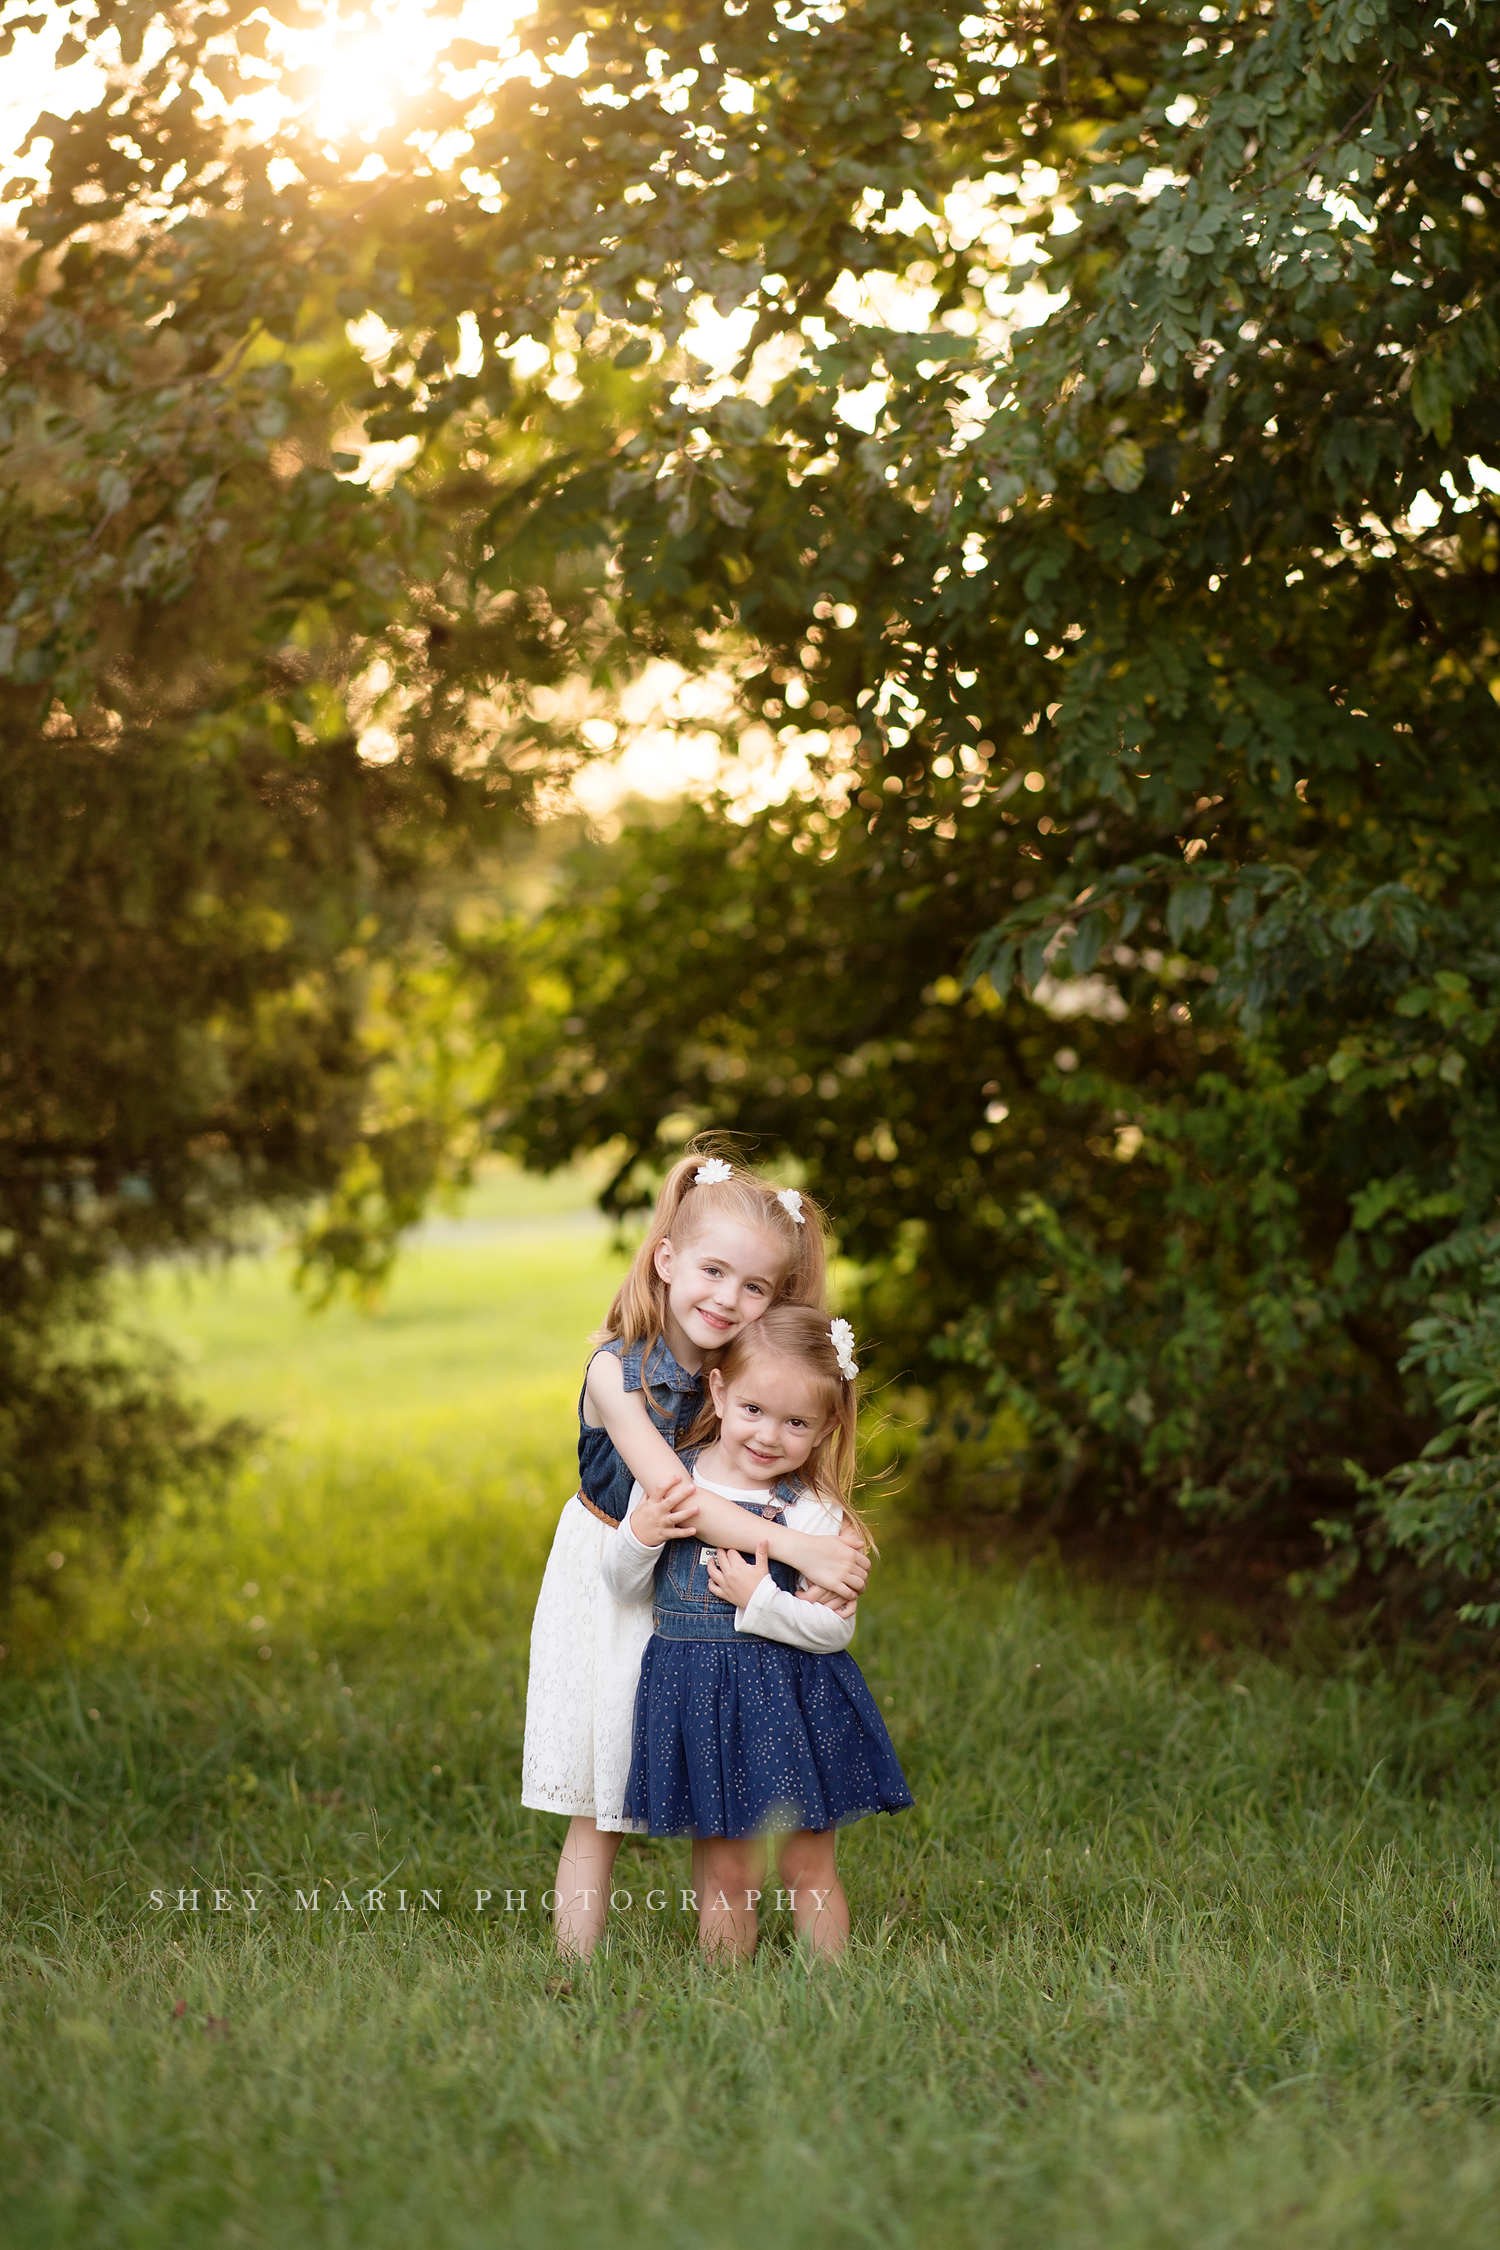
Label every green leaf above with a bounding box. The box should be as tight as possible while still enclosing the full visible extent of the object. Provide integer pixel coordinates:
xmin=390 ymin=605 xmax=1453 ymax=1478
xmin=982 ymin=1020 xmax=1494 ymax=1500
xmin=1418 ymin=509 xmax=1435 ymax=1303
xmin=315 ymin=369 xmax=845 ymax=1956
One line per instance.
xmin=966 ymin=936 xmax=1016 ymax=997
xmin=1070 ymin=913 xmax=1105 ymax=974
xmin=1100 ymin=440 xmax=1145 ymax=493
xmin=1020 ymin=930 xmax=1051 ymax=993
xmin=1410 ymin=352 xmax=1453 ymax=446
xmin=1166 ymin=883 xmax=1212 ymax=942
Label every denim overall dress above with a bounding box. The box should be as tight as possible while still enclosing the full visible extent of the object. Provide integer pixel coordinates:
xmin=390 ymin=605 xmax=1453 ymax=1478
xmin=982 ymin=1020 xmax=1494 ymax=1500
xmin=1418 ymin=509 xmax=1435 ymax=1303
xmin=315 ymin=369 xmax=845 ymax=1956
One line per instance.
xmin=577 ymin=1335 xmax=702 ymax=1525
xmin=622 ymin=1448 xmax=914 ymax=1841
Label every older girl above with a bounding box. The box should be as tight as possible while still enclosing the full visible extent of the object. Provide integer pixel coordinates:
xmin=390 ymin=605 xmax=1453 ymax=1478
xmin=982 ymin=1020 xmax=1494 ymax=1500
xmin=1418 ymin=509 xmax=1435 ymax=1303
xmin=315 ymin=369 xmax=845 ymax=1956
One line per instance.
xmin=602 ymin=1303 xmax=911 ymax=1958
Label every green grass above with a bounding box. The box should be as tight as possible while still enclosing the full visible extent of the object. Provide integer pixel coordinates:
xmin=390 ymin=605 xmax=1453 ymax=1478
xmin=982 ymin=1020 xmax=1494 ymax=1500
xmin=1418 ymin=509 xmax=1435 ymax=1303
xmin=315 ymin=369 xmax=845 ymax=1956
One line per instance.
xmin=139 ymin=1157 xmax=618 ymax=1453
xmin=3 ymin=1170 xmax=1500 ymax=2247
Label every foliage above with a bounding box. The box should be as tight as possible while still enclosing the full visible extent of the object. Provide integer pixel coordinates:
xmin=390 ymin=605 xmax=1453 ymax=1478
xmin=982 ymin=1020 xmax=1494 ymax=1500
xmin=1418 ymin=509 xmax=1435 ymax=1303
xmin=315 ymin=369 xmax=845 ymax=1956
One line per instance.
xmin=451 ymin=0 xmax=1495 ymax=1606
xmin=4 ymin=1219 xmax=1500 ymax=2246
xmin=0 ymin=12 xmax=644 ymax=1571
xmin=1358 ymin=1246 xmax=1500 ymax=1626
xmin=481 ymin=795 xmax=1429 ymax=1537
xmin=0 ymin=1271 xmax=245 ymax=1595
xmin=7 ymin=0 xmax=1500 ymax=1605
xmin=0 ymin=349 xmax=496 ymax=1574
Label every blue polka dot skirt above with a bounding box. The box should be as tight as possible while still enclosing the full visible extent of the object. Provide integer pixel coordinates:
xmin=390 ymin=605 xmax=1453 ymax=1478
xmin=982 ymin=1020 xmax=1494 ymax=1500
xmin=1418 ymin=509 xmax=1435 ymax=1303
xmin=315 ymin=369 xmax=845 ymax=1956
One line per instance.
xmin=622 ymin=1636 xmax=914 ymax=1840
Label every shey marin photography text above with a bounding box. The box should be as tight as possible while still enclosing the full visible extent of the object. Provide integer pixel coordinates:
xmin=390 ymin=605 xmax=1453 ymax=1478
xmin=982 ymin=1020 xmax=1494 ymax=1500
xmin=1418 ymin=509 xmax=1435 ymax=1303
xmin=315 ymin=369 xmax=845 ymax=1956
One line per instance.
xmin=145 ymin=1883 xmax=831 ymax=1917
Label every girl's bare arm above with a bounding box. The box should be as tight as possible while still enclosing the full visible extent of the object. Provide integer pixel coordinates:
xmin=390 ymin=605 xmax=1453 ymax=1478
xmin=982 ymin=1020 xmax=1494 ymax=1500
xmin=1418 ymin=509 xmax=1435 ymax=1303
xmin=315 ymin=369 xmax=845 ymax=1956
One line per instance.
xmin=690 ymin=1495 xmax=870 ymax=1603
xmin=584 ymin=1353 xmax=697 ymax=1508
xmin=585 ymin=1358 xmax=870 ymax=1598
xmin=792 ymin=1507 xmax=868 ymax=1611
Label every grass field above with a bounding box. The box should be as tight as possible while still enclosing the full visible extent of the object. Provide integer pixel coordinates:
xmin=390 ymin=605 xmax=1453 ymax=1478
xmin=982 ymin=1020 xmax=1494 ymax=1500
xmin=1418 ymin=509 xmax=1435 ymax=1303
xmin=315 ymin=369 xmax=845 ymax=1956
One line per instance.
xmin=3 ymin=1168 xmax=1500 ymax=2247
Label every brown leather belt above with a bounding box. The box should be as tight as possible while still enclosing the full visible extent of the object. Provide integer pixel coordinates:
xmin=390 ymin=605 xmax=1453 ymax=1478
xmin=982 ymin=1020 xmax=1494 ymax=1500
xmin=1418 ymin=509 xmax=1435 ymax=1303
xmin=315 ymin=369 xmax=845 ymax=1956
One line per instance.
xmin=575 ymin=1491 xmax=618 ymax=1529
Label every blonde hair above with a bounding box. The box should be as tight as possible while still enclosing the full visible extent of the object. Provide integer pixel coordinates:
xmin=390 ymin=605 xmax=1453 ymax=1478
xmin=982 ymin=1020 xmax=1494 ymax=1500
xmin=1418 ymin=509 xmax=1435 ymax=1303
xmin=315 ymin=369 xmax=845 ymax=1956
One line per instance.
xmin=595 ymin=1140 xmax=829 ymax=1349
xmin=680 ymin=1302 xmax=874 ymax=1552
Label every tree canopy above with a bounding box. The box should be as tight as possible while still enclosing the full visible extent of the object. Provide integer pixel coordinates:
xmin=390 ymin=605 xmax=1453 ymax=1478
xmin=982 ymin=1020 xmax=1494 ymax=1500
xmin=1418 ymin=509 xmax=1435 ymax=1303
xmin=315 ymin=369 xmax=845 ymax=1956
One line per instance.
xmin=5 ymin=0 xmax=1499 ymax=1613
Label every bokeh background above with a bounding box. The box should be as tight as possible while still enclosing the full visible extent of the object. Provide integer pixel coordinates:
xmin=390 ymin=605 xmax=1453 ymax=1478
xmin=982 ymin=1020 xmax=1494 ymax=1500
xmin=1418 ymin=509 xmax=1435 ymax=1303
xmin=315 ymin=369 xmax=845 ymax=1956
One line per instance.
xmin=4 ymin=2 xmax=1500 ymax=2242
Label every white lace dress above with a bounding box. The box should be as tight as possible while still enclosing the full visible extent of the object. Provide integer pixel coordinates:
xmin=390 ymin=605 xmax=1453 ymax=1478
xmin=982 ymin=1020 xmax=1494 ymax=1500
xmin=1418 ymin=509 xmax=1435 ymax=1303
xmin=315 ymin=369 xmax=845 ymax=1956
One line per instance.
xmin=520 ymin=1494 xmax=652 ymax=1832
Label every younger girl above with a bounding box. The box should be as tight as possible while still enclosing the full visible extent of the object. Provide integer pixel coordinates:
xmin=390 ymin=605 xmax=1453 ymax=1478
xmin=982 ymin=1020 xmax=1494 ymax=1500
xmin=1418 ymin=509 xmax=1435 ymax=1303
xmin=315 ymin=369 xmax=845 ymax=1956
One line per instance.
xmin=521 ymin=1147 xmax=871 ymax=1956
xmin=602 ymin=1303 xmax=911 ymax=1959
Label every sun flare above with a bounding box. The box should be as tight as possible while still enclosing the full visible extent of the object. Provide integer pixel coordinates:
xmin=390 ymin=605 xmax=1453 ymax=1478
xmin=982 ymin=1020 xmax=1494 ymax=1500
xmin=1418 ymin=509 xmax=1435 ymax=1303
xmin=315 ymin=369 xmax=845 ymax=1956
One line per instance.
xmin=312 ymin=2 xmax=442 ymax=140
xmin=300 ymin=0 xmax=532 ymax=144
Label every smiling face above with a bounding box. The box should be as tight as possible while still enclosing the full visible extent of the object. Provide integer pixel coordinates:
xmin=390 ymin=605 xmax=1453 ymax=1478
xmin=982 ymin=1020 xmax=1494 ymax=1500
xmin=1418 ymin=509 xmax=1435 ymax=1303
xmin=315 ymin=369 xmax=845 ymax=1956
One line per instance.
xmin=652 ymin=1220 xmax=788 ymax=1367
xmin=705 ymin=1356 xmax=834 ymax=1488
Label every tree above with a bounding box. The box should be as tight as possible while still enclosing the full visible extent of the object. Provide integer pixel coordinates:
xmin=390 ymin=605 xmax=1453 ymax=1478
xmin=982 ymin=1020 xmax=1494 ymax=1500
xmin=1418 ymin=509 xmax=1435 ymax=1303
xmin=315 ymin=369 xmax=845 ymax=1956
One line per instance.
xmin=7 ymin=0 xmax=1500 ymax=1610
xmin=0 ymin=245 xmax=507 ymax=1576
xmin=460 ymin=0 xmax=1500 ymax=1609
xmin=0 ymin=2 xmax=648 ymax=1575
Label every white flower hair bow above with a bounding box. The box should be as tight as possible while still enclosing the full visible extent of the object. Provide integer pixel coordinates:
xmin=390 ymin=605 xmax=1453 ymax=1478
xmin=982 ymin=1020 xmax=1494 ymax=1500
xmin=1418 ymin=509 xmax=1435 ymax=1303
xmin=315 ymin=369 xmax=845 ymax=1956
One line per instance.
xmin=776 ymin=1187 xmax=805 ymax=1225
xmin=829 ymin=1318 xmax=859 ymax=1380
xmin=694 ymin=1158 xmax=734 ymax=1185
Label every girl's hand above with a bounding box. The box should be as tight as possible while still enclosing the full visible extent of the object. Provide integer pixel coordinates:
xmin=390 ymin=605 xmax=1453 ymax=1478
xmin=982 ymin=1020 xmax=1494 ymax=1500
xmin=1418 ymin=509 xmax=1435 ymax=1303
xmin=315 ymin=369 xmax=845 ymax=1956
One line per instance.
xmin=706 ymin=1537 xmax=769 ymax=1609
xmin=657 ymin=1463 xmax=699 ymax=1513
xmin=795 ymin=1584 xmax=858 ymax=1622
xmin=631 ymin=1483 xmax=700 ymax=1546
xmin=774 ymin=1528 xmax=869 ymax=1601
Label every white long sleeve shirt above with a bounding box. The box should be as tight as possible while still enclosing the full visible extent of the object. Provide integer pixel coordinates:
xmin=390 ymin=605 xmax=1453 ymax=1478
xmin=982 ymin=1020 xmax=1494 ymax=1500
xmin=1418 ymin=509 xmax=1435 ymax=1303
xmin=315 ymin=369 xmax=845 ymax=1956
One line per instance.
xmin=600 ymin=1473 xmax=856 ymax=1655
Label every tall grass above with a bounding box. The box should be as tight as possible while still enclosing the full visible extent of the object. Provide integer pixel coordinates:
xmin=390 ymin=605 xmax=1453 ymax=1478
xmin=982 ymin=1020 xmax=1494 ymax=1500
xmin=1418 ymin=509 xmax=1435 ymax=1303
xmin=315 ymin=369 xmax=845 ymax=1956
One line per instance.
xmin=2 ymin=1173 xmax=1499 ymax=2246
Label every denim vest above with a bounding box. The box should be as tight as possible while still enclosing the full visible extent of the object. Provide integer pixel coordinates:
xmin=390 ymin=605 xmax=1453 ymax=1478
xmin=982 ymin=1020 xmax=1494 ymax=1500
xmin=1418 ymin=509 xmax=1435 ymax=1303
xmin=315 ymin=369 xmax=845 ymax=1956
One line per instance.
xmin=650 ymin=1447 xmax=804 ymax=1643
xmin=577 ymin=1335 xmax=703 ymax=1525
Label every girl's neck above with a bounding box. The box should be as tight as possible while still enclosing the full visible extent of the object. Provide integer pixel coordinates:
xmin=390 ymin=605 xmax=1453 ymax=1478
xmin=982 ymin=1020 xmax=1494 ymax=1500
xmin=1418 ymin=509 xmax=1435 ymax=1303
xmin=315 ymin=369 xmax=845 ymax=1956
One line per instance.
xmin=658 ymin=1309 xmax=702 ymax=1374
xmin=692 ymin=1440 xmax=777 ymax=1493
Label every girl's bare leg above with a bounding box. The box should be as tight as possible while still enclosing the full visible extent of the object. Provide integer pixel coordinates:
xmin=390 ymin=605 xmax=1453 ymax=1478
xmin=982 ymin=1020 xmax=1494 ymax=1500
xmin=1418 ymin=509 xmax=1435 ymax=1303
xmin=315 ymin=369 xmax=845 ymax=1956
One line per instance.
xmin=777 ymin=1828 xmax=849 ymax=1958
xmin=553 ymin=1816 xmax=623 ymax=1959
xmin=697 ymin=1836 xmax=766 ymax=1961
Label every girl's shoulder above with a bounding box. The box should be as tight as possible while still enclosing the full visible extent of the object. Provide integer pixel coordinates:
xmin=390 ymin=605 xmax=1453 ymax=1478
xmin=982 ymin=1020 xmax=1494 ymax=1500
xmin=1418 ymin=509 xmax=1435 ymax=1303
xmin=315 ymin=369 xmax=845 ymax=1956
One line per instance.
xmin=587 ymin=1334 xmax=652 ymax=1393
